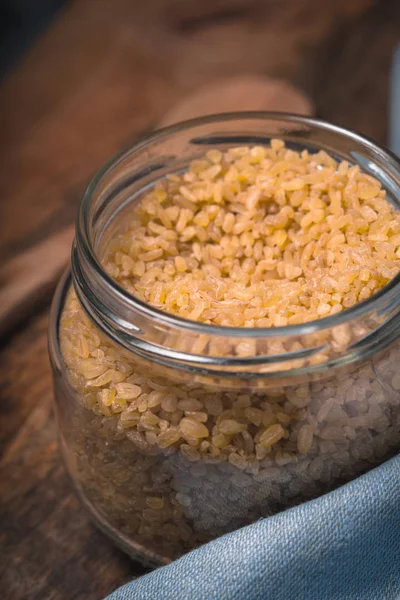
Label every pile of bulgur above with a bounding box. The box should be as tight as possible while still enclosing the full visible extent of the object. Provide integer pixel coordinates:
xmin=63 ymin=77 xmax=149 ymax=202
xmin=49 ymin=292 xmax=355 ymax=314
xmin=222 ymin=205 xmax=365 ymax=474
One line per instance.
xmin=58 ymin=141 xmax=400 ymax=559
xmin=104 ymin=141 xmax=400 ymax=328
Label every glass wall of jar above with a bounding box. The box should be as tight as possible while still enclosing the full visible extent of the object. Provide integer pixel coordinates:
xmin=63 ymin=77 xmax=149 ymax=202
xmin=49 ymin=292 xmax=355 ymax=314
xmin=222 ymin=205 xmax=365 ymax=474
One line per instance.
xmin=49 ymin=113 xmax=400 ymax=567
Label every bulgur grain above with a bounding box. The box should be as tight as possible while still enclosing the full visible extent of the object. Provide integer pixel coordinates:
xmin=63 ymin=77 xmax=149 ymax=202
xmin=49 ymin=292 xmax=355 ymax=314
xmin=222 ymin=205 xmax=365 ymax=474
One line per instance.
xmin=58 ymin=141 xmax=400 ymax=561
xmin=100 ymin=142 xmax=400 ymax=328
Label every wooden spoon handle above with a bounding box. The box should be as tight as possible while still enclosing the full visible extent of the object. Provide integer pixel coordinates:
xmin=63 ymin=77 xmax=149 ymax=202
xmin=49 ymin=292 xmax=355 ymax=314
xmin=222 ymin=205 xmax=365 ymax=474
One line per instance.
xmin=159 ymin=76 xmax=314 ymax=126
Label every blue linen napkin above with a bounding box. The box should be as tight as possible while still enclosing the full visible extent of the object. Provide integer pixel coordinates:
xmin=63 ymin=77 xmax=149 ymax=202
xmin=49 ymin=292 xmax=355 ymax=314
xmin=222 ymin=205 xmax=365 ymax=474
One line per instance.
xmin=106 ymin=454 xmax=400 ymax=600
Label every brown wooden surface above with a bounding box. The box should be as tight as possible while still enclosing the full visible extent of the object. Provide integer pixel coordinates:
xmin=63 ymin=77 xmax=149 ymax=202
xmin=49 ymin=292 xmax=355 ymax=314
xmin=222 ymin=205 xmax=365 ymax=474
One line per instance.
xmin=0 ymin=74 xmax=313 ymax=340
xmin=1 ymin=1 xmax=399 ymax=598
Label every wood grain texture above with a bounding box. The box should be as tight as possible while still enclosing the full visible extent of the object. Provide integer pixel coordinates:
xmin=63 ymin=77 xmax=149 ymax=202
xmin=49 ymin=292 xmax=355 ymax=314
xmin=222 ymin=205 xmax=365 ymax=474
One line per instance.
xmin=0 ymin=313 xmax=142 ymax=600
xmin=1 ymin=0 xmax=399 ymax=599
xmin=0 ymin=226 xmax=75 ymax=339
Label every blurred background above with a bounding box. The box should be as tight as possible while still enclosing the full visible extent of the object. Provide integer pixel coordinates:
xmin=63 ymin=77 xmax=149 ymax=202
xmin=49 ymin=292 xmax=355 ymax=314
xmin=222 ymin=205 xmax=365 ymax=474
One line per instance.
xmin=1 ymin=0 xmax=399 ymax=257
xmin=0 ymin=1 xmax=399 ymax=599
xmin=0 ymin=0 xmax=65 ymax=76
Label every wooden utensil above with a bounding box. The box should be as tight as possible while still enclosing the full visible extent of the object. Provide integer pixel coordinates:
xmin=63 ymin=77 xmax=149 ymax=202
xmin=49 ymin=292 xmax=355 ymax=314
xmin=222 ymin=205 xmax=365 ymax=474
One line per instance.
xmin=159 ymin=76 xmax=314 ymax=126
xmin=0 ymin=76 xmax=312 ymax=338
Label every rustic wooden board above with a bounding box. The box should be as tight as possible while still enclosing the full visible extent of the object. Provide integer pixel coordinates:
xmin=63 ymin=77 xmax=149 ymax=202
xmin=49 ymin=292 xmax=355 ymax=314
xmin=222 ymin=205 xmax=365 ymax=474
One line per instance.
xmin=1 ymin=1 xmax=400 ymax=598
xmin=0 ymin=312 xmax=141 ymax=599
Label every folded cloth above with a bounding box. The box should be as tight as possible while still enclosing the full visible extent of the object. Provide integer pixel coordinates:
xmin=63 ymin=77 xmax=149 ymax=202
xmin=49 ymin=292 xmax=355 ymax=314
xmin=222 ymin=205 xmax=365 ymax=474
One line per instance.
xmin=106 ymin=454 xmax=400 ymax=600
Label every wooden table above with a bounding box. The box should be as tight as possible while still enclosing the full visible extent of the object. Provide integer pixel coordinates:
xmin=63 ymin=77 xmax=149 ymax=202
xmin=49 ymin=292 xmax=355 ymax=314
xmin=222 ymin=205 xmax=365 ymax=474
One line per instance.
xmin=1 ymin=1 xmax=399 ymax=598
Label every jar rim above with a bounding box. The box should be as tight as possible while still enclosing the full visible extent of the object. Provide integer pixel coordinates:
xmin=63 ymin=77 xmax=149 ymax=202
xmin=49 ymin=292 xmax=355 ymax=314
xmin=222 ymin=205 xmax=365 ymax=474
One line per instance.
xmin=76 ymin=111 xmax=400 ymax=340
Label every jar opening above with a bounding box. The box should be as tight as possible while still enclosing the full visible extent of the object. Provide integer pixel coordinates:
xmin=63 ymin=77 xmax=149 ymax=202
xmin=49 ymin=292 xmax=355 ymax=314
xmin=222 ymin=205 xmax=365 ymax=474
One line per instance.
xmin=71 ymin=112 xmax=400 ymax=376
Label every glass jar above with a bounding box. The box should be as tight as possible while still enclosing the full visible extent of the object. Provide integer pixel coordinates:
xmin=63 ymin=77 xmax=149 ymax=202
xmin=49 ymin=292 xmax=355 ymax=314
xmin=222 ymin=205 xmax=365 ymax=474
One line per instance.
xmin=49 ymin=113 xmax=400 ymax=567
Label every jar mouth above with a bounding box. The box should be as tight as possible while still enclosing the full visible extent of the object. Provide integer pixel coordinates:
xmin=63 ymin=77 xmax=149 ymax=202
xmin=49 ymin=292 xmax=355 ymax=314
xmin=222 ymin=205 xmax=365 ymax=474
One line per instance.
xmin=76 ymin=111 xmax=400 ymax=340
